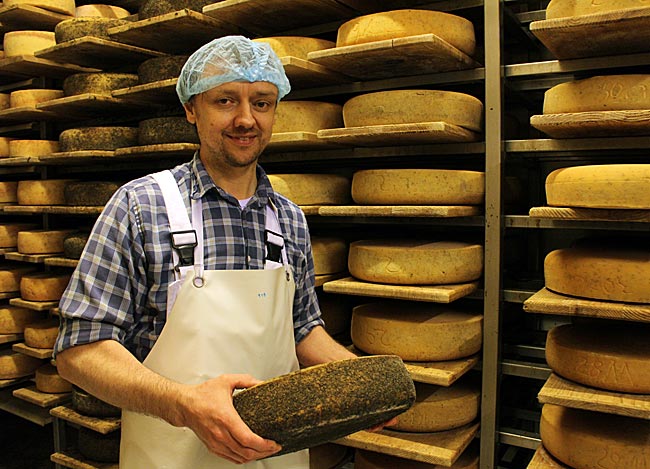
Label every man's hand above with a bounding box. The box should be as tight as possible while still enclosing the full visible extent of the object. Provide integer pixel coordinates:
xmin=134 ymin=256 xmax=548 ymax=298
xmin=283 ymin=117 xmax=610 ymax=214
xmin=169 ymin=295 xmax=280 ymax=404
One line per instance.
xmin=366 ymin=416 xmax=399 ymax=433
xmin=178 ymin=374 xmax=282 ymax=464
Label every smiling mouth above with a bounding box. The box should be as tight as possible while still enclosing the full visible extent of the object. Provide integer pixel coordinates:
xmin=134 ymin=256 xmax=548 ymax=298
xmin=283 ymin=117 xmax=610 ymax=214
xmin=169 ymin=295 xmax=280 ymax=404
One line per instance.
xmin=228 ymin=134 xmax=257 ymax=144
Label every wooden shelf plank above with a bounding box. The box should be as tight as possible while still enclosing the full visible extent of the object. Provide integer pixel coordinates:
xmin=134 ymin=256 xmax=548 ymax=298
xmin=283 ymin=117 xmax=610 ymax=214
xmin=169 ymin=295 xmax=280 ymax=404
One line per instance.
xmin=267 ymin=132 xmax=346 ymax=152
xmin=0 ymin=387 xmax=52 ymax=425
xmin=3 ymin=205 xmax=104 ymax=215
xmin=281 ymin=56 xmax=349 ymax=88
xmin=0 ymin=333 xmax=22 ymax=345
xmin=0 ymin=106 xmax=58 ymax=124
xmin=13 ymin=342 xmax=53 ymax=360
xmin=44 ymin=257 xmax=78 ymax=268
xmin=319 ymin=205 xmax=481 ymax=218
xmin=112 ymin=78 xmax=178 ymax=104
xmin=36 ymin=94 xmax=149 ymax=118
xmin=538 ymin=373 xmax=650 ymax=420
xmin=4 ymin=252 xmax=57 ymax=263
xmin=530 ymin=109 xmax=650 ymax=139
xmin=39 ymin=151 xmax=116 ymax=164
xmin=51 ymin=451 xmax=118 ymax=469
xmin=0 ymin=55 xmax=99 ymax=80
xmin=0 ymin=4 xmax=72 ymax=33
xmin=50 ymin=405 xmax=120 ymax=434
xmin=0 ymin=376 xmax=30 ymax=389
xmin=113 ymin=143 xmax=198 ymax=159
xmin=530 ymin=206 xmax=650 ymax=223
xmin=523 ymin=287 xmax=650 ymax=323
xmin=0 ymin=291 xmax=20 ymax=300
xmin=314 ymin=272 xmax=345 ymax=288
xmin=527 ymin=446 xmax=571 ymax=469
xmin=13 ymin=384 xmax=70 ymax=408
xmin=10 ymin=298 xmax=59 ymax=311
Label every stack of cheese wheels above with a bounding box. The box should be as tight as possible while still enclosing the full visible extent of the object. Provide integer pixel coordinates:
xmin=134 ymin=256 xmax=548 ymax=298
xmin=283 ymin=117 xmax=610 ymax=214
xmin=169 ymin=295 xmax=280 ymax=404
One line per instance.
xmin=9 ymin=89 xmax=63 ymax=108
xmin=59 ymin=127 xmax=139 ymax=152
xmin=9 ymin=140 xmax=59 ymax=157
xmin=268 ymin=173 xmax=351 ymax=205
xmin=352 ymin=169 xmax=485 ymax=205
xmin=540 ymin=404 xmax=650 ymax=468
xmin=546 ymin=164 xmax=650 ymax=209
xmin=274 ymin=101 xmax=343 ymax=133
xmin=63 ymin=72 xmax=139 ymax=96
xmin=24 ymin=317 xmax=59 ymax=349
xmin=351 ymin=300 xmax=482 ymax=361
xmin=544 ymin=240 xmax=650 ymax=303
xmin=0 ymin=138 xmax=14 ymax=157
xmin=254 ymin=36 xmax=334 ymax=59
xmin=3 ymin=0 xmax=75 ymax=15
xmin=317 ymin=291 xmax=351 ymax=338
xmin=75 ymin=4 xmax=131 ymax=17
xmin=545 ymin=0 xmax=650 ymax=19
xmin=0 ymin=306 xmax=41 ymax=333
xmin=312 ymin=237 xmax=347 ymax=275
xmin=0 ymin=265 xmax=38 ymax=293
xmin=343 ymin=90 xmax=483 ymax=133
xmin=17 ymin=228 xmax=77 ymax=254
xmin=63 ymin=232 xmax=90 ymax=259
xmin=349 ymin=239 xmax=483 ymax=285
xmin=354 ymin=445 xmax=479 ymax=469
xmin=3 ymin=31 xmax=56 ymax=56
xmin=20 ymin=271 xmax=72 ymax=302
xmin=138 ymin=117 xmax=199 ymax=145
xmin=0 ymin=223 xmax=38 ymax=248
xmin=35 ymin=364 xmax=72 ymax=393
xmin=55 ymin=17 xmax=130 ymax=43
xmin=546 ymin=322 xmax=650 ymax=393
xmin=336 ymin=9 xmax=476 ymax=57
xmin=137 ymin=55 xmax=188 ymax=84
xmin=0 ymin=350 xmax=42 ymax=379
xmin=65 ymin=181 xmax=120 ymax=206
xmin=0 ymin=181 xmax=18 ymax=203
xmin=17 ymin=179 xmax=75 ymax=205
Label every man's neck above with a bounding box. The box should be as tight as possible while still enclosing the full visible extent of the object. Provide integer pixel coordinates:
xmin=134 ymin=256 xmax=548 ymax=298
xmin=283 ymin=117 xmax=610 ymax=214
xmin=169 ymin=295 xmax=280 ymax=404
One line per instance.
xmin=203 ymin=158 xmax=258 ymax=201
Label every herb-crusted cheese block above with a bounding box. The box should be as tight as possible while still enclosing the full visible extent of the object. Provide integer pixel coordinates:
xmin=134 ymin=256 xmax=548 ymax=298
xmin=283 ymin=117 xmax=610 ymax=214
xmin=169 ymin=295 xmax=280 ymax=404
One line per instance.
xmin=546 ymin=323 xmax=650 ymax=394
xmin=546 ymin=0 xmax=650 ymax=19
xmin=17 ymin=179 xmax=75 ymax=205
xmin=9 ymin=140 xmax=59 ymax=157
xmin=137 ymin=55 xmax=188 ymax=84
xmin=0 ymin=266 xmax=38 ymax=294
xmin=352 ymin=169 xmax=485 ymax=205
xmin=312 ymin=237 xmax=348 ymax=275
xmin=64 ymin=181 xmax=120 ymax=206
xmin=138 ymin=0 xmax=213 ymax=19
xmin=18 ymin=229 xmax=77 ymax=254
xmin=233 ymin=355 xmax=415 ymax=456
xmin=138 ymin=117 xmax=199 ymax=145
xmin=24 ymin=318 xmax=59 ymax=349
xmin=253 ymin=36 xmax=335 ymax=59
xmin=274 ymin=101 xmax=343 ymax=133
xmin=55 ymin=17 xmax=129 ymax=43
xmin=4 ymin=0 xmax=75 ymax=15
xmin=63 ymin=73 xmax=139 ymax=96
xmin=349 ymin=240 xmax=483 ymax=285
xmin=20 ymin=271 xmax=72 ymax=302
xmin=268 ymin=173 xmax=351 ymax=205
xmin=0 ymin=181 xmax=18 ymax=202
xmin=35 ymin=364 xmax=72 ymax=393
xmin=75 ymin=4 xmax=131 ymax=18
xmin=3 ymin=31 xmax=56 ymax=56
xmin=351 ymin=301 xmax=482 ymax=361
xmin=9 ymin=89 xmax=63 ymax=108
xmin=59 ymin=127 xmax=138 ymax=152
xmin=0 ymin=306 xmax=41 ymax=333
xmin=337 ymin=9 xmax=476 ymax=57
xmin=63 ymin=233 xmax=90 ymax=259
xmin=0 ymin=223 xmax=38 ymax=247
xmin=0 ymin=350 xmax=42 ymax=379
xmin=343 ymin=90 xmax=483 ymax=132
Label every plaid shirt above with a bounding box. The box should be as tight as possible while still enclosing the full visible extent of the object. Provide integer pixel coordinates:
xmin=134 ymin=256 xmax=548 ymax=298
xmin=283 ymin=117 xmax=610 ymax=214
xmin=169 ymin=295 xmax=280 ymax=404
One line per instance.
xmin=55 ymin=155 xmax=324 ymax=362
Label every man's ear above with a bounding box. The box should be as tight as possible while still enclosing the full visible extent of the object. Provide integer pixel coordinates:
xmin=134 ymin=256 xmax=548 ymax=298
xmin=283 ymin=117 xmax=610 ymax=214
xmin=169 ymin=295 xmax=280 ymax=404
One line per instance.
xmin=183 ymin=102 xmax=196 ymax=125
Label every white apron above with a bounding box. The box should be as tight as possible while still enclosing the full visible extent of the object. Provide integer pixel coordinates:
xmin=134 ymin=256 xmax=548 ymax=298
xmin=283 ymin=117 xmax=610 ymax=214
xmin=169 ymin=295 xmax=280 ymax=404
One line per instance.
xmin=120 ymin=170 xmax=309 ymax=469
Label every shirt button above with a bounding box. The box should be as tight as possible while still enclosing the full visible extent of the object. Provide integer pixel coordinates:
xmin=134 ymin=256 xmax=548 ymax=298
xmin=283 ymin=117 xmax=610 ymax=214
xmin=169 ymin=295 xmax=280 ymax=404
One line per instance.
xmin=247 ymin=255 xmax=251 ymax=263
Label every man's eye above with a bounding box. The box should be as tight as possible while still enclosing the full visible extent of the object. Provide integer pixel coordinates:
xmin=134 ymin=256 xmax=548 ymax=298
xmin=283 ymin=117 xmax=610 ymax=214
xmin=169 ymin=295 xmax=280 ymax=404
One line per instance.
xmin=255 ymin=101 xmax=271 ymax=110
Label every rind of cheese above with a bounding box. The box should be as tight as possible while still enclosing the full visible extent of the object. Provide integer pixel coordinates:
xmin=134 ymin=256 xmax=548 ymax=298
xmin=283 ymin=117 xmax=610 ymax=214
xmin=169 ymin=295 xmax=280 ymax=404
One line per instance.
xmin=0 ymin=306 xmax=41 ymax=333
xmin=9 ymin=140 xmax=59 ymax=157
xmin=540 ymin=404 xmax=650 ymax=469
xmin=24 ymin=318 xmax=59 ymax=349
xmin=543 ymin=75 xmax=650 ymax=114
xmin=72 ymin=386 xmax=121 ymax=417
xmin=352 ymin=169 xmax=485 ymax=205
xmin=63 ymin=233 xmax=90 ymax=259
xmin=253 ymin=36 xmax=335 ymax=59
xmin=77 ymin=427 xmax=120 ymax=463
xmin=20 ymin=271 xmax=72 ymax=302
xmin=63 ymin=73 xmax=139 ymax=97
xmin=18 ymin=229 xmax=77 ymax=254
xmin=3 ymin=31 xmax=56 ymax=57
xmin=546 ymin=323 xmax=650 ymax=393
xmin=546 ymin=164 xmax=650 ymax=209
xmin=0 ymin=137 xmax=14 ymax=157
xmin=59 ymin=127 xmax=138 ymax=152
xmin=0 ymin=93 xmax=10 ymax=110
xmin=35 ymin=364 xmax=72 ymax=393
xmin=138 ymin=117 xmax=199 ymax=145
xmin=309 ymin=444 xmax=350 ymax=469
xmin=17 ymin=179 xmax=75 ymax=205
xmin=544 ymin=244 xmax=650 ymax=303
xmin=0 ymin=223 xmax=39 ymax=247
xmin=355 ymin=447 xmax=479 ymax=469
xmin=546 ymin=0 xmax=650 ymax=19
xmin=65 ymin=181 xmax=119 ymax=206
xmin=351 ymin=300 xmax=482 ymax=361
xmin=0 ymin=350 xmax=42 ymax=379
xmin=75 ymin=4 xmax=131 ymax=18
xmin=337 ymin=9 xmax=476 ymax=56
xmin=9 ymin=89 xmax=63 ymax=108
xmin=343 ymin=90 xmax=483 ymax=132
xmin=0 ymin=266 xmax=38 ymax=294
xmin=137 ymin=55 xmax=188 ymax=84
xmin=312 ymin=237 xmax=347 ymax=275
xmin=0 ymin=181 xmax=18 ymax=202
xmin=138 ymin=0 xmax=212 ymax=19
xmin=349 ymin=239 xmax=483 ymax=285
xmin=268 ymin=173 xmax=351 ymax=205
xmin=55 ymin=17 xmax=129 ymax=43
xmin=3 ymin=0 xmax=75 ymax=15
xmin=274 ymin=101 xmax=343 ymax=133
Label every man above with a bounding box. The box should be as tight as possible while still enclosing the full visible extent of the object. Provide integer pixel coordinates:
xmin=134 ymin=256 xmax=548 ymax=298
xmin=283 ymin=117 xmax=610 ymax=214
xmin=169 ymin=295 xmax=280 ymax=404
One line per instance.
xmin=54 ymin=35 xmax=365 ymax=468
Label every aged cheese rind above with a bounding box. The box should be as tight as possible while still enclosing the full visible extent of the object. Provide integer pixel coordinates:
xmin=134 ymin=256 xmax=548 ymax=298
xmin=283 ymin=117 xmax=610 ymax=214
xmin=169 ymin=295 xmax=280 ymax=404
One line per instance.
xmin=0 ymin=350 xmax=42 ymax=379
xmin=0 ymin=181 xmax=18 ymax=202
xmin=4 ymin=0 xmax=75 ymax=15
xmin=64 ymin=181 xmax=119 ymax=206
xmin=351 ymin=300 xmax=482 ymax=361
xmin=546 ymin=323 xmax=650 ymax=393
xmin=75 ymin=4 xmax=131 ymax=18
xmin=63 ymin=233 xmax=90 ymax=259
xmin=3 ymin=31 xmax=56 ymax=57
xmin=0 ymin=306 xmax=41 ymax=333
xmin=78 ymin=427 xmax=120 ymax=463
xmin=274 ymin=101 xmax=343 ymax=133
xmin=352 ymin=169 xmax=485 ymax=205
xmin=35 ymin=364 xmax=72 ymax=393
xmin=24 ymin=318 xmax=59 ymax=349
xmin=138 ymin=117 xmax=199 ymax=145
xmin=138 ymin=0 xmax=213 ymax=19
xmin=253 ymin=36 xmax=335 ymax=59
xmin=72 ymin=386 xmax=121 ymax=417
xmin=541 ymin=404 xmax=650 ymax=469
xmin=17 ymin=179 xmax=74 ymax=205
xmin=9 ymin=140 xmax=59 ymax=157
xmin=10 ymin=89 xmax=63 ymax=108
xmin=0 ymin=223 xmax=39 ymax=247
xmin=18 ymin=229 xmax=77 ymax=254
xmin=59 ymin=127 xmax=138 ymax=152
xmin=312 ymin=237 xmax=347 ymax=275
xmin=20 ymin=271 xmax=72 ymax=302
xmin=337 ymin=9 xmax=476 ymax=57
xmin=349 ymin=239 xmax=483 ymax=285
xmin=546 ymin=0 xmax=650 ymax=19
xmin=0 ymin=137 xmax=14 ymax=157
xmin=543 ymin=75 xmax=650 ymax=114
xmin=343 ymin=90 xmax=483 ymax=132
xmin=137 ymin=55 xmax=188 ymax=84
xmin=268 ymin=173 xmax=351 ymax=205
xmin=63 ymin=73 xmax=139 ymax=97
xmin=355 ymin=447 xmax=479 ymax=469
xmin=55 ymin=17 xmax=129 ymax=43
xmin=0 ymin=266 xmax=38 ymax=294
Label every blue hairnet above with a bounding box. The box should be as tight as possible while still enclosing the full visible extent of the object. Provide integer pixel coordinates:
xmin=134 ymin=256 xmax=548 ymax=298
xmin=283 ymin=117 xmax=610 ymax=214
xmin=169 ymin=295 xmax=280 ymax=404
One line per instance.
xmin=176 ymin=35 xmax=291 ymax=104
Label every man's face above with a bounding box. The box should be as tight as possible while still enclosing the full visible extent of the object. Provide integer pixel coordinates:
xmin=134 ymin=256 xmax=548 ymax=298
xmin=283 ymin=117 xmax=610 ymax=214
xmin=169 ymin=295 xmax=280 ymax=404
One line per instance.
xmin=183 ymin=81 xmax=278 ymax=169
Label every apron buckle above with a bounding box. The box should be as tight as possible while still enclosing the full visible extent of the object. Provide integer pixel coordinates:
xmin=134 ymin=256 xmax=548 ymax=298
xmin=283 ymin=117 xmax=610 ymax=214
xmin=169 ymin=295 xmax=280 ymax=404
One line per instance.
xmin=170 ymin=230 xmax=198 ymax=269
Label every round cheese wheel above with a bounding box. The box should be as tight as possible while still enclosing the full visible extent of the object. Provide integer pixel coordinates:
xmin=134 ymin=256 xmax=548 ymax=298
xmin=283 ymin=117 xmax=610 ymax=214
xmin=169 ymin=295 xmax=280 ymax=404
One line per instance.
xmin=268 ymin=173 xmax=351 ymax=205
xmin=544 ymin=243 xmax=650 ymax=303
xmin=59 ymin=126 xmax=138 ymax=152
xmin=9 ymin=140 xmax=59 ymax=157
xmin=351 ymin=301 xmax=482 ymax=361
xmin=312 ymin=237 xmax=347 ymax=275
xmin=546 ymin=0 xmax=650 ymax=19
xmin=20 ymin=271 xmax=72 ymax=302
xmin=17 ymin=179 xmax=74 ymax=205
xmin=72 ymin=386 xmax=121 ymax=417
xmin=0 ymin=223 xmax=39 ymax=247
xmin=55 ymin=17 xmax=129 ymax=43
xmin=138 ymin=117 xmax=199 ymax=145
xmin=63 ymin=73 xmax=139 ymax=97
xmin=0 ymin=93 xmax=10 ymax=110
xmin=355 ymin=445 xmax=479 ymax=469
xmin=139 ymin=0 xmax=212 ymax=19
xmin=35 ymin=364 xmax=72 ymax=393
xmin=274 ymin=101 xmax=343 ymax=133
xmin=17 ymin=229 xmax=77 ymax=254
xmin=0 ymin=181 xmax=18 ymax=202
xmin=546 ymin=164 xmax=650 ymax=209
xmin=543 ymin=75 xmax=650 ymax=114
xmin=65 ymin=181 xmax=119 ymax=206
xmin=546 ymin=323 xmax=650 ymax=394
xmin=3 ymin=0 xmax=75 ymax=15
xmin=352 ymin=169 xmax=485 ymax=205
xmin=63 ymin=232 xmax=89 ymax=259
xmin=541 ymin=404 xmax=650 ymax=469
xmin=0 ymin=137 xmax=15 ymax=157
xmin=0 ymin=306 xmax=42 ymax=333
xmin=0 ymin=266 xmax=38 ymax=294
xmin=75 ymin=4 xmax=131 ymax=18
xmin=78 ymin=427 xmax=120 ymax=463
xmin=253 ymin=36 xmax=335 ymax=59
xmin=137 ymin=55 xmax=188 ymax=84
xmin=0 ymin=350 xmax=42 ymax=379
xmin=9 ymin=89 xmax=63 ymax=108
xmin=343 ymin=90 xmax=483 ymax=132
xmin=3 ymin=31 xmax=56 ymax=57
xmin=24 ymin=318 xmax=59 ymax=348
xmin=317 ymin=292 xmax=352 ymax=338
xmin=309 ymin=443 xmax=350 ymax=469
xmin=349 ymin=239 xmax=483 ymax=285
xmin=337 ymin=9 xmax=476 ymax=57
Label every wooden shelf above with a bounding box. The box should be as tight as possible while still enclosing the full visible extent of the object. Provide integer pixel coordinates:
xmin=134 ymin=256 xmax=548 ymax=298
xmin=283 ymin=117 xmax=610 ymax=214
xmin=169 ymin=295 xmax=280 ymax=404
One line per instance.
xmin=530 ymin=206 xmax=650 ymax=223
xmin=527 ymin=446 xmax=571 ymax=469
xmin=13 ymin=385 xmax=70 ymax=408
xmin=39 ymin=151 xmax=116 ymax=164
xmin=4 ymin=252 xmax=58 ymax=263
xmin=318 ymin=205 xmax=482 ymax=218
xmin=51 ymin=451 xmax=118 ymax=469
xmin=317 ymin=122 xmax=479 ymax=146
xmin=3 ymin=205 xmax=104 ymax=216
xmin=280 ymin=56 xmax=349 ymax=88
xmin=0 ymin=333 xmax=22 ymax=345
xmin=111 ymin=78 xmax=178 ymax=105
xmin=36 ymin=94 xmax=150 ymax=119
xmin=267 ymin=132 xmax=345 ymax=152
xmin=50 ymin=405 xmax=120 ymax=434
xmin=0 ymin=106 xmax=58 ymax=124
xmin=13 ymin=342 xmax=53 ymax=360
xmin=0 ymin=387 xmax=52 ymax=425
xmin=0 ymin=4 xmax=72 ymax=33
xmin=44 ymin=257 xmax=78 ymax=268
xmin=113 ymin=143 xmax=199 ymax=159
xmin=10 ymin=298 xmax=59 ymax=311
xmin=530 ymin=109 xmax=650 ymax=139
xmin=0 ymin=55 xmax=98 ymax=82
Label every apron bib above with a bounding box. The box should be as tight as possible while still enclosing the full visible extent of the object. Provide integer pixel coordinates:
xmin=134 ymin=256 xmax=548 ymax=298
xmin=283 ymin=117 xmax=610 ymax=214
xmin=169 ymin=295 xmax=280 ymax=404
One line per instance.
xmin=120 ymin=170 xmax=308 ymax=469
